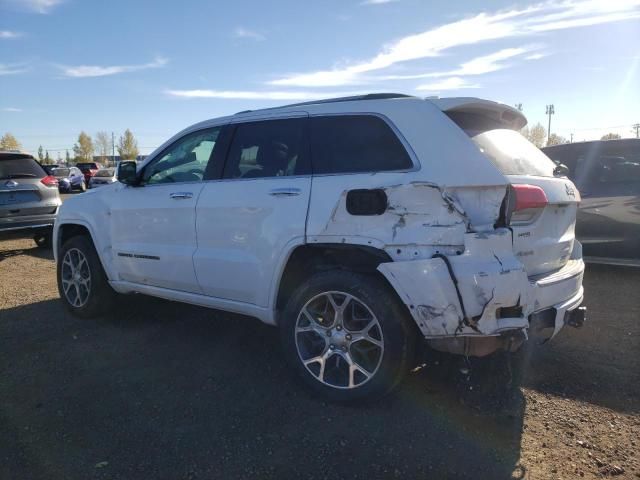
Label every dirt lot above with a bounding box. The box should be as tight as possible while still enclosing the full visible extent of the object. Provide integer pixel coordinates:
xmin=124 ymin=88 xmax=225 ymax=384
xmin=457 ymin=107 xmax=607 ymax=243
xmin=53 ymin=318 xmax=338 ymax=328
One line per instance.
xmin=1 ymin=236 xmax=639 ymax=479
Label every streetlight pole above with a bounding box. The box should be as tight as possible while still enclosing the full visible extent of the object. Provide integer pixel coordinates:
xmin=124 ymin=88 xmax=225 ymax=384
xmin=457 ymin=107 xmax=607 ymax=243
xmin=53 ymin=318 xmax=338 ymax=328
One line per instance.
xmin=546 ymin=104 xmax=555 ymax=146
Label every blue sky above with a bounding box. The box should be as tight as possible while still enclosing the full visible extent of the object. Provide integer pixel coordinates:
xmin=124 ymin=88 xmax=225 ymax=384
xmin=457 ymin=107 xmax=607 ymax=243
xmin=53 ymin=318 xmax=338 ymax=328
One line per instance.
xmin=1 ymin=0 xmax=639 ymax=157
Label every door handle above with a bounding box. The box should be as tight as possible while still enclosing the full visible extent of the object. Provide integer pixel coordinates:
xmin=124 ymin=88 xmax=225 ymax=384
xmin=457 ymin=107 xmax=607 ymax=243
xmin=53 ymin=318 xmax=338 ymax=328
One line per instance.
xmin=268 ymin=187 xmax=301 ymax=197
xmin=170 ymin=192 xmax=193 ymax=199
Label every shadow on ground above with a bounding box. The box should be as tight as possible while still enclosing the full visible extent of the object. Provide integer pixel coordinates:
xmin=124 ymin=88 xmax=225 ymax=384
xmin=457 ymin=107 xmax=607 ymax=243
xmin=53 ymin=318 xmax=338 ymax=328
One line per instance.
xmin=0 ymin=295 xmax=527 ymax=480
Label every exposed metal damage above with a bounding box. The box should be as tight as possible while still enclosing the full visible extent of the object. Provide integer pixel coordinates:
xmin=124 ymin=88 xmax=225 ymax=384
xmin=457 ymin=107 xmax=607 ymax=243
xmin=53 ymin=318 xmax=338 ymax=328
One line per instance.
xmin=307 ymin=180 xmax=583 ymax=356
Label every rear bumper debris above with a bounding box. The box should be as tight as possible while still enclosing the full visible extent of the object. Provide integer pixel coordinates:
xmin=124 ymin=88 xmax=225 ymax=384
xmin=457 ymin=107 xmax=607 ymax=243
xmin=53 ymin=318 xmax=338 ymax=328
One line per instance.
xmin=378 ymin=229 xmax=585 ymax=355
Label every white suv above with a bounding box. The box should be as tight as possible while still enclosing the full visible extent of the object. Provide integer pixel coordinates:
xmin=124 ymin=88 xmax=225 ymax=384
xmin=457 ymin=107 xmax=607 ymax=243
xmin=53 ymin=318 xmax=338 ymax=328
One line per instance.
xmin=54 ymin=94 xmax=586 ymax=402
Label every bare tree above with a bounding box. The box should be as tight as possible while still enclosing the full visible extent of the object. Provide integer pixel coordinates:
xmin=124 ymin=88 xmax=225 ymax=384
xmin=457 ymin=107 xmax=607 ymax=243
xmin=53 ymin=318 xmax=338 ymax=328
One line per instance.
xmin=0 ymin=133 xmax=22 ymax=150
xmin=547 ymin=133 xmax=568 ymax=146
xmin=95 ymin=131 xmax=112 ymax=165
xmin=117 ymin=129 xmax=139 ymax=160
xmin=526 ymin=122 xmax=547 ymax=148
xmin=601 ymin=132 xmax=621 ymax=140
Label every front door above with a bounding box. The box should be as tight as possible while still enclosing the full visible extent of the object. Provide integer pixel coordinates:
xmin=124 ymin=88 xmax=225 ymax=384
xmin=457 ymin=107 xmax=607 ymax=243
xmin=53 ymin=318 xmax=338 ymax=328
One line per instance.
xmin=110 ymin=126 xmax=223 ymax=292
xmin=194 ymin=116 xmax=311 ymax=306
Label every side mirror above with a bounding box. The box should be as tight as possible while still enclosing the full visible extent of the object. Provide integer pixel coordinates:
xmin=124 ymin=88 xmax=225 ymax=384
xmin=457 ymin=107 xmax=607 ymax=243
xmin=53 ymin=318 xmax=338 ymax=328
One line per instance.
xmin=553 ymin=162 xmax=570 ymax=177
xmin=117 ymin=161 xmax=139 ymax=186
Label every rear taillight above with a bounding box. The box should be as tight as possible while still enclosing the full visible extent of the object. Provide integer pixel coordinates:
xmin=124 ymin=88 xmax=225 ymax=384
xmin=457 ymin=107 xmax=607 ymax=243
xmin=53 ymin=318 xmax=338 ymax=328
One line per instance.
xmin=513 ymin=184 xmax=548 ymax=211
xmin=508 ymin=184 xmax=548 ymax=225
xmin=41 ymin=175 xmax=58 ymax=187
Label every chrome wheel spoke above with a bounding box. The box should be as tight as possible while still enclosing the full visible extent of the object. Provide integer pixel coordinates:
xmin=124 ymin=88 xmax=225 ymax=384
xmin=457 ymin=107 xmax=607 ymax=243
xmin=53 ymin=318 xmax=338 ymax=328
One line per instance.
xmin=295 ymin=290 xmax=384 ymax=390
xmin=61 ymin=248 xmax=91 ymax=308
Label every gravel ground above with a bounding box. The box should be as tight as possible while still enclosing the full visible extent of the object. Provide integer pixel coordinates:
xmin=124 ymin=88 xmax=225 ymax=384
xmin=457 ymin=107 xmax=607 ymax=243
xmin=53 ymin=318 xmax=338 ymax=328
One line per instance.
xmin=0 ymin=236 xmax=638 ymax=479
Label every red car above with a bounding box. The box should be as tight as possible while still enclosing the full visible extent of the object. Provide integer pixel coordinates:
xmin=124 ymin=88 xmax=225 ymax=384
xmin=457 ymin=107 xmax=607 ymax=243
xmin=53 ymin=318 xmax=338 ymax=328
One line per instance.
xmin=75 ymin=162 xmax=103 ymax=186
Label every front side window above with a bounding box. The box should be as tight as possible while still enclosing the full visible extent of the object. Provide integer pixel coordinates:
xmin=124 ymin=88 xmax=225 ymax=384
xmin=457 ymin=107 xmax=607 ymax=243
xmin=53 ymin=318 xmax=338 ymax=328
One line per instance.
xmin=309 ymin=115 xmax=413 ymax=175
xmin=143 ymin=127 xmax=221 ymax=185
xmin=223 ymin=118 xmax=308 ymax=179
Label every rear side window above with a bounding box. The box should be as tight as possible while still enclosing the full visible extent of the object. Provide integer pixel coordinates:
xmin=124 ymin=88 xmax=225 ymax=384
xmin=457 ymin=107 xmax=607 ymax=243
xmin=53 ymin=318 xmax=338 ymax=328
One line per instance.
xmin=309 ymin=115 xmax=412 ymax=174
xmin=468 ymin=129 xmax=555 ymax=177
xmin=588 ymin=155 xmax=640 ymax=185
xmin=223 ymin=118 xmax=308 ymax=179
xmin=0 ymin=155 xmax=46 ymax=179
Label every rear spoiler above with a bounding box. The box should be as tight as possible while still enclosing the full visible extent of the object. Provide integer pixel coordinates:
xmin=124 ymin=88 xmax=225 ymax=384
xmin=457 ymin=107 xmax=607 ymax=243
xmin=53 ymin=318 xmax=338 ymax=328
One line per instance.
xmin=428 ymin=97 xmax=527 ymax=130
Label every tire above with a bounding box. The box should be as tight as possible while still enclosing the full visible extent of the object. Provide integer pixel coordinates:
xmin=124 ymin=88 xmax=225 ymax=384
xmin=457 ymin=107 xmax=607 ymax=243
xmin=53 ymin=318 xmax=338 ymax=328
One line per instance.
xmin=57 ymin=235 xmax=116 ymax=318
xmin=280 ymin=270 xmax=416 ymax=403
xmin=79 ymin=181 xmax=86 ymax=192
xmin=33 ymin=230 xmax=52 ymax=248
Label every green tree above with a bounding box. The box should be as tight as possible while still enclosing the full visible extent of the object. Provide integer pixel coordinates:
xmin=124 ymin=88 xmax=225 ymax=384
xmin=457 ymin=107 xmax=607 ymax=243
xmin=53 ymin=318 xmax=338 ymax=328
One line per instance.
xmin=73 ymin=131 xmax=94 ymax=162
xmin=601 ymin=132 xmax=621 ymax=140
xmin=117 ymin=129 xmax=139 ymax=160
xmin=65 ymin=150 xmax=70 ymax=164
xmin=38 ymin=145 xmax=45 ymax=162
xmin=44 ymin=150 xmax=52 ymax=164
xmin=547 ymin=133 xmax=568 ymax=146
xmin=0 ymin=133 xmax=21 ymax=150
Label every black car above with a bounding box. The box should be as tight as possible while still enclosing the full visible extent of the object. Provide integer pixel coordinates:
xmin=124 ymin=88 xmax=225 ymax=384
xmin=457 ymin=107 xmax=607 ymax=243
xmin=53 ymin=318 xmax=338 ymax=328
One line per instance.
xmin=543 ymin=139 xmax=640 ymax=266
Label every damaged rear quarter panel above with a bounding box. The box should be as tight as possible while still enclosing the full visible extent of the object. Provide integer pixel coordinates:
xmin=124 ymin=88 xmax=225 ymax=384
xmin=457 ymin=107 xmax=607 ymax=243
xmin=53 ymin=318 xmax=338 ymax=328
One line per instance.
xmin=378 ymin=229 xmax=532 ymax=338
xmin=307 ymin=174 xmax=507 ymax=260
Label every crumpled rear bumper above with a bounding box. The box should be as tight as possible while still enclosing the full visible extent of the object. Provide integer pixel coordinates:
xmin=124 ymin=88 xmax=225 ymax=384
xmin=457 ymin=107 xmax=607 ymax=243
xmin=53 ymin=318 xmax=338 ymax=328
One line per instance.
xmin=378 ymin=229 xmax=584 ymax=341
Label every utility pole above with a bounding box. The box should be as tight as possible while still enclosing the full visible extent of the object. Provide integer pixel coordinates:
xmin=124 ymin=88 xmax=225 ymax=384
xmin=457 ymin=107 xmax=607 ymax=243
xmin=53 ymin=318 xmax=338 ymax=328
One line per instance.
xmin=633 ymin=123 xmax=640 ymax=139
xmin=546 ymin=104 xmax=555 ymax=145
xmin=111 ymin=132 xmax=116 ymax=166
xmin=570 ymin=133 xmax=574 ymax=143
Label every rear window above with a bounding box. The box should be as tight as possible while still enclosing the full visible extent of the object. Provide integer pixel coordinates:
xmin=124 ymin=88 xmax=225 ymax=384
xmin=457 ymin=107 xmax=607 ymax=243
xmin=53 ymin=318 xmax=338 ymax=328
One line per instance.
xmin=52 ymin=167 xmax=70 ymax=177
xmin=0 ymin=155 xmax=46 ymax=179
xmin=95 ymin=169 xmax=115 ymax=177
xmin=309 ymin=115 xmax=413 ymax=174
xmin=468 ymin=129 xmax=555 ymax=177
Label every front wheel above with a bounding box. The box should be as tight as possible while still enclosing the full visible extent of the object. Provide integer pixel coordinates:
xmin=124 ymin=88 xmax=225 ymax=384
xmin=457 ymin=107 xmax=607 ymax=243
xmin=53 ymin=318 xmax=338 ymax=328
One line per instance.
xmin=280 ymin=270 xmax=416 ymax=403
xmin=57 ymin=235 xmax=116 ymax=318
xmin=79 ymin=181 xmax=86 ymax=192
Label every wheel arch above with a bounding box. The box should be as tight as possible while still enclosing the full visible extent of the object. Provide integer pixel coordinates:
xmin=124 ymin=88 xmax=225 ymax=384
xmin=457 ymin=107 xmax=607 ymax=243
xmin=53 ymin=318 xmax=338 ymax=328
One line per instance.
xmin=55 ymin=221 xmax=115 ymax=281
xmin=273 ymin=243 xmax=400 ymax=324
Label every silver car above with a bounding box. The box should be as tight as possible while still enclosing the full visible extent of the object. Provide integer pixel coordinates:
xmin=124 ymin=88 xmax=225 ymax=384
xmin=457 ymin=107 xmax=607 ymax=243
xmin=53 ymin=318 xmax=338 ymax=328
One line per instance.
xmin=89 ymin=168 xmax=117 ymax=188
xmin=0 ymin=150 xmax=62 ymax=247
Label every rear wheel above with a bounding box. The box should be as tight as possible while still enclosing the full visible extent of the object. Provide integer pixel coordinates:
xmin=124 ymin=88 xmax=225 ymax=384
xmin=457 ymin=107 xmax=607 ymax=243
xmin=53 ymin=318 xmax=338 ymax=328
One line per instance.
xmin=57 ymin=235 xmax=116 ymax=318
xmin=79 ymin=180 xmax=86 ymax=192
xmin=280 ymin=270 xmax=416 ymax=403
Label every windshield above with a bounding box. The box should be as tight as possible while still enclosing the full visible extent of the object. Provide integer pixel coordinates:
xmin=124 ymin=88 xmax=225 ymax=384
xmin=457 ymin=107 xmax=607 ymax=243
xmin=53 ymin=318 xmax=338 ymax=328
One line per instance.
xmin=52 ymin=167 xmax=70 ymax=177
xmin=468 ymin=129 xmax=556 ymax=177
xmin=0 ymin=156 xmax=46 ymax=179
xmin=95 ymin=168 xmax=115 ymax=177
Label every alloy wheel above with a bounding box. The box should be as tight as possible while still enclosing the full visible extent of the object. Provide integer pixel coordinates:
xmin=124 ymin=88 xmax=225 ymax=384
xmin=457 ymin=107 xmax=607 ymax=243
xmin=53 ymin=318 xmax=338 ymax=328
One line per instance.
xmin=60 ymin=248 xmax=92 ymax=307
xmin=295 ymin=291 xmax=384 ymax=389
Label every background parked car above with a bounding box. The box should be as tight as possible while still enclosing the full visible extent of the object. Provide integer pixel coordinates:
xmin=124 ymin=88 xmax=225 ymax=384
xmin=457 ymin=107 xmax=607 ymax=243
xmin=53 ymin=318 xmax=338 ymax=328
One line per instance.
xmin=43 ymin=164 xmax=59 ymax=175
xmin=543 ymin=138 xmax=640 ymax=266
xmin=0 ymin=150 xmax=61 ymax=247
xmin=89 ymin=167 xmax=117 ymax=188
xmin=75 ymin=162 xmax=102 ymax=186
xmin=52 ymin=166 xmax=87 ymax=193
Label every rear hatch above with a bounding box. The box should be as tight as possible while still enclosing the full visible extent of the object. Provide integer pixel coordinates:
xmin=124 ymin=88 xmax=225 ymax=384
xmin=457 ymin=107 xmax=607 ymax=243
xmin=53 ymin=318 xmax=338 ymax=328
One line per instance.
xmin=0 ymin=154 xmax=59 ymax=218
xmin=442 ymin=105 xmax=580 ymax=277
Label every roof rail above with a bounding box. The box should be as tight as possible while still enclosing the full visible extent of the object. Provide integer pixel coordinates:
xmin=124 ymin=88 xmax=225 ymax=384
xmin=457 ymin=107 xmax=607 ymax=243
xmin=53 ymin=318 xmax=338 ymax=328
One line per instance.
xmin=234 ymin=93 xmax=415 ymax=115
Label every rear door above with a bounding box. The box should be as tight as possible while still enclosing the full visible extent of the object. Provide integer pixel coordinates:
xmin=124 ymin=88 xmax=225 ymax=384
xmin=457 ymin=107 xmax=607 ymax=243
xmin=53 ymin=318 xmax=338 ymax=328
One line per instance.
xmin=193 ymin=115 xmax=311 ymax=306
xmin=1 ymin=154 xmax=58 ymax=222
